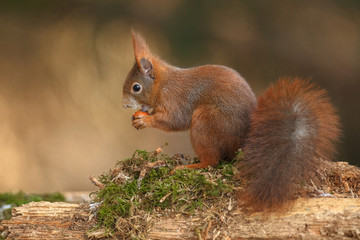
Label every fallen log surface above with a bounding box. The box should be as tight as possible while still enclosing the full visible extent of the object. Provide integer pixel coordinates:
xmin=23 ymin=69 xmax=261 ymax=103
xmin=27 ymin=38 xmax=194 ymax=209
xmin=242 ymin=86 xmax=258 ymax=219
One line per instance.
xmin=1 ymin=201 xmax=91 ymax=240
xmin=1 ymin=198 xmax=360 ymax=239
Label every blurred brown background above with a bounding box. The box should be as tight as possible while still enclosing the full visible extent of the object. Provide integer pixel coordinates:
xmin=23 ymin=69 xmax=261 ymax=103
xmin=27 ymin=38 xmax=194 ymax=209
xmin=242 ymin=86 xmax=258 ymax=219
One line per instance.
xmin=0 ymin=0 xmax=359 ymax=193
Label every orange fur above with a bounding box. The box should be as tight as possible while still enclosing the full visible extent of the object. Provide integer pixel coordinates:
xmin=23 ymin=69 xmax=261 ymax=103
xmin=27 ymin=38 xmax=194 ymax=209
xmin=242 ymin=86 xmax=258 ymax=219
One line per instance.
xmin=240 ymin=79 xmax=341 ymax=212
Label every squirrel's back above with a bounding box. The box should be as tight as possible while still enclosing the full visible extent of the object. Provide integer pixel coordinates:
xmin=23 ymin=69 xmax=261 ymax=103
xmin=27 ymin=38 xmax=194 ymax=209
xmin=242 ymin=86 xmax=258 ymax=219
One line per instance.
xmin=241 ymin=78 xmax=341 ymax=212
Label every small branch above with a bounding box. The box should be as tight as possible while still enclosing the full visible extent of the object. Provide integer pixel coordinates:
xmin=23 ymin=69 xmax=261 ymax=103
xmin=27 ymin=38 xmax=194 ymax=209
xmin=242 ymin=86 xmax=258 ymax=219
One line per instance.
xmin=203 ymin=220 xmax=212 ymax=240
xmin=89 ymin=175 xmax=104 ymax=189
xmin=159 ymin=193 xmax=172 ymax=203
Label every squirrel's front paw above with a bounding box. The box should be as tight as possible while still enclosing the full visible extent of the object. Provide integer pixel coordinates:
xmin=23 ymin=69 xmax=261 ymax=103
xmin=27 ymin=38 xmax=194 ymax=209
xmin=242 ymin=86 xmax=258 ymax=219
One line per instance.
xmin=132 ymin=113 xmax=151 ymax=130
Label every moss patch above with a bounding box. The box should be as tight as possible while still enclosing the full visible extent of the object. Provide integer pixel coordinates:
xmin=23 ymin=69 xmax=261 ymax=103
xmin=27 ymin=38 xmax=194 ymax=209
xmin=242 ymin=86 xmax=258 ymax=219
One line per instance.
xmin=89 ymin=147 xmax=241 ymax=238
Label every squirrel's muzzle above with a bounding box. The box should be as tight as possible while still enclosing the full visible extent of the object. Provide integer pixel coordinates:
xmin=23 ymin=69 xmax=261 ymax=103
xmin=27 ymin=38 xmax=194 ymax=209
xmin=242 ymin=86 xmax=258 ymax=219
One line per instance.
xmin=122 ymin=96 xmax=139 ymax=109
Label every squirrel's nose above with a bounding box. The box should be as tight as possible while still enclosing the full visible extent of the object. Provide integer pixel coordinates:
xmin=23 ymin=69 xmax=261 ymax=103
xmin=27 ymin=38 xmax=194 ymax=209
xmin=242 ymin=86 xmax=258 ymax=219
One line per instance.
xmin=122 ymin=99 xmax=130 ymax=109
xmin=122 ymin=97 xmax=138 ymax=109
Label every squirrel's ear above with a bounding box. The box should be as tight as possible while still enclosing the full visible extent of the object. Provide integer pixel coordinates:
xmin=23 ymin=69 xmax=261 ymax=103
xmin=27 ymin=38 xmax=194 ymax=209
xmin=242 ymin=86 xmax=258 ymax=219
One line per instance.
xmin=131 ymin=30 xmax=154 ymax=79
xmin=139 ymin=58 xmax=154 ymax=79
xmin=131 ymin=30 xmax=151 ymax=63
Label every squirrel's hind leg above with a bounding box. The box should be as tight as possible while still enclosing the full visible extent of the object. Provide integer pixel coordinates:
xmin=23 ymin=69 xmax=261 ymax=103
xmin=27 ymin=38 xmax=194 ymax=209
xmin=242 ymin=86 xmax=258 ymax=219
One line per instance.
xmin=174 ymin=149 xmax=220 ymax=170
xmin=174 ymin=107 xmax=228 ymax=170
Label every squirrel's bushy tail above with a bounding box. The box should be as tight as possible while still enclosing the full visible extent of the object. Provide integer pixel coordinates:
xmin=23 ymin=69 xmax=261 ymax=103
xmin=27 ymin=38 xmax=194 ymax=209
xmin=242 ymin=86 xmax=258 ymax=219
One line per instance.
xmin=241 ymin=78 xmax=341 ymax=212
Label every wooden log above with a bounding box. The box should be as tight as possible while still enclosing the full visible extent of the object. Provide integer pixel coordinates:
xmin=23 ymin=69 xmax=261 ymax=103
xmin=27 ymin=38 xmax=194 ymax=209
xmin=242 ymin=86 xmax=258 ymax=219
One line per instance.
xmin=1 ymin=198 xmax=360 ymax=239
xmin=1 ymin=201 xmax=91 ymax=240
xmin=149 ymin=198 xmax=360 ymax=239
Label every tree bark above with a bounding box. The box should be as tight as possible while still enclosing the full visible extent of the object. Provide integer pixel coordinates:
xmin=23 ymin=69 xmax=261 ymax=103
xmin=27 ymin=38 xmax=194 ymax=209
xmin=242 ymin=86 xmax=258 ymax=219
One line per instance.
xmin=1 ymin=198 xmax=360 ymax=239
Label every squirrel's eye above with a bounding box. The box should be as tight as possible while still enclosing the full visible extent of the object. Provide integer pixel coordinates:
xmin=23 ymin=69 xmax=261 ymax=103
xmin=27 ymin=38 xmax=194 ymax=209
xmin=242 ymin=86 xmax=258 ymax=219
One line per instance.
xmin=132 ymin=83 xmax=142 ymax=93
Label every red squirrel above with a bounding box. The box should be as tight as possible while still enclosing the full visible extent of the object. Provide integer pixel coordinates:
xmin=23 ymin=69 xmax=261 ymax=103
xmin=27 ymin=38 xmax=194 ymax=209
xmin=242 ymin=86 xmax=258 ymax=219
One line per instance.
xmin=122 ymin=31 xmax=341 ymax=212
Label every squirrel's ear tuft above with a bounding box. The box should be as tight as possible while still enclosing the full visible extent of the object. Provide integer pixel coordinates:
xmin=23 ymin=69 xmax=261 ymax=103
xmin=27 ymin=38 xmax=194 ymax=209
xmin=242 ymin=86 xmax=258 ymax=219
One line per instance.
xmin=131 ymin=30 xmax=152 ymax=68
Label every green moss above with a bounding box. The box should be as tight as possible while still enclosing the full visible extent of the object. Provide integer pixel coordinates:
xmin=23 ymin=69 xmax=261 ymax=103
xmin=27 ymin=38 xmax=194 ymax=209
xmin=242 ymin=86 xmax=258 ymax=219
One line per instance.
xmin=90 ymin=147 xmax=241 ymax=236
